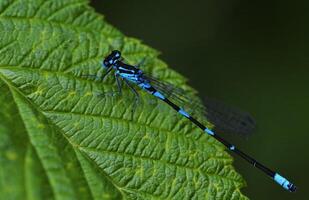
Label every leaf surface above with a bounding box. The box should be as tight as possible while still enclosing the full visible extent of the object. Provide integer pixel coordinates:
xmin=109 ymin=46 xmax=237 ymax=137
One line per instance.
xmin=0 ymin=0 xmax=248 ymax=199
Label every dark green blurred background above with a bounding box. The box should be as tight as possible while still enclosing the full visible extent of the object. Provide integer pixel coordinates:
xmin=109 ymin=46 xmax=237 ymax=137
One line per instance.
xmin=92 ymin=0 xmax=308 ymax=199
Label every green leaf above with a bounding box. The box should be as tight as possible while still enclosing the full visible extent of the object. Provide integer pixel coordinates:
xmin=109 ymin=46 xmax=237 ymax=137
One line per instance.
xmin=0 ymin=0 xmax=248 ymax=199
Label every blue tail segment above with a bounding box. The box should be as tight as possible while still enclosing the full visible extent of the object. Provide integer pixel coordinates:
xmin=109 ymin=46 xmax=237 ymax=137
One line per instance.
xmin=178 ymin=109 xmax=190 ymax=118
xmin=100 ymin=50 xmax=296 ymax=192
xmin=147 ymin=88 xmax=296 ymax=192
xmin=153 ymin=91 xmax=165 ymax=100
xmin=274 ymin=173 xmax=297 ymax=192
xmin=204 ymin=128 xmax=215 ymax=136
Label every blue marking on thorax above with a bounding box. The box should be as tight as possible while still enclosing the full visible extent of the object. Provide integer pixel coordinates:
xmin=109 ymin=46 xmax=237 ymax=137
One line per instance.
xmin=205 ymin=128 xmax=215 ymax=136
xmin=118 ymin=71 xmax=139 ymax=83
xmin=138 ymin=82 xmax=151 ymax=89
xmin=153 ymin=91 xmax=165 ymax=100
xmin=178 ymin=109 xmax=190 ymax=118
xmin=274 ymin=173 xmax=291 ymax=190
xmin=230 ymin=145 xmax=235 ymax=151
xmin=119 ymin=67 xmax=135 ymax=73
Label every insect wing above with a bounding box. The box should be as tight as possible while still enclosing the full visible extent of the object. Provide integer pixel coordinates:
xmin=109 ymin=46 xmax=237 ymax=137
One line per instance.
xmin=143 ymin=74 xmax=256 ymax=136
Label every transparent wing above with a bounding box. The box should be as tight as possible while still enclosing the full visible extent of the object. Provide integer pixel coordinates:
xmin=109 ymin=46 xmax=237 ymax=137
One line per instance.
xmin=202 ymin=97 xmax=256 ymax=136
xmin=143 ymin=74 xmax=205 ymax=113
xmin=143 ymin=74 xmax=256 ymax=136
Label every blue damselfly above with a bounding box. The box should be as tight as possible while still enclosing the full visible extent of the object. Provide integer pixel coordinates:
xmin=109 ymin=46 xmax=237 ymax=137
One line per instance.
xmin=88 ymin=50 xmax=296 ymax=192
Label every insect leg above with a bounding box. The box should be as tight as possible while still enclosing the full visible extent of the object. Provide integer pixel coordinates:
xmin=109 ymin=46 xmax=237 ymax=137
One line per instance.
xmin=123 ymin=78 xmax=140 ymax=119
xmin=114 ymin=73 xmax=122 ymax=96
xmin=96 ymin=72 xmax=122 ymax=98
xmin=101 ymin=67 xmax=113 ymax=81
xmin=136 ymin=57 xmax=148 ymax=68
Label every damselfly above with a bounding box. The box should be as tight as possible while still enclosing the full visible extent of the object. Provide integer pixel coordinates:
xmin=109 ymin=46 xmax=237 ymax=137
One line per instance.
xmin=90 ymin=50 xmax=296 ymax=192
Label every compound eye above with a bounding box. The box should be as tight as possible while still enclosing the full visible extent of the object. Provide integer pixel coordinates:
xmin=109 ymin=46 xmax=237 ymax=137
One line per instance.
xmin=104 ymin=61 xmax=109 ymax=66
xmin=109 ymin=59 xmax=113 ymax=64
